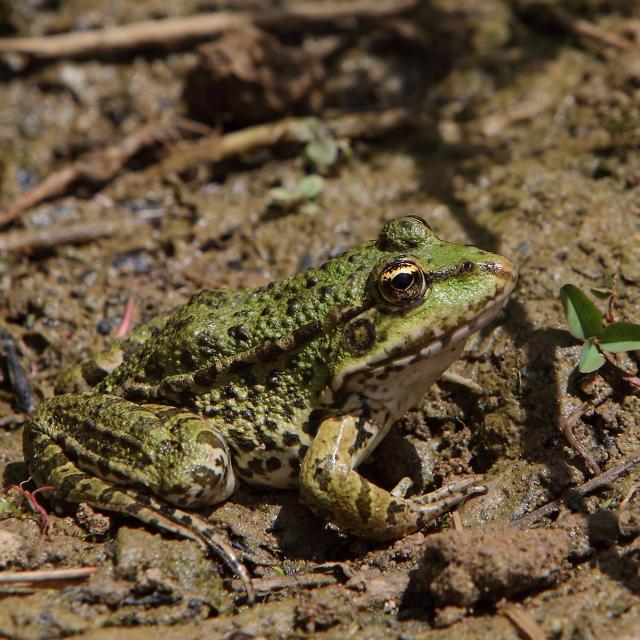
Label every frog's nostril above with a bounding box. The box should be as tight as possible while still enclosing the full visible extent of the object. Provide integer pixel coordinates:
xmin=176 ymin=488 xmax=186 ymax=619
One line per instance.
xmin=477 ymin=260 xmax=518 ymax=285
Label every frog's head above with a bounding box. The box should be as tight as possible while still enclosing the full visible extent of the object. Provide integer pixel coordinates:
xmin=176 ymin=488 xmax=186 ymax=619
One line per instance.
xmin=328 ymin=216 xmax=518 ymax=418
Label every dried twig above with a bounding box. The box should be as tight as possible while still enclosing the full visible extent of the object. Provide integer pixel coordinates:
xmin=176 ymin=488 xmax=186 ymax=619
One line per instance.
xmin=0 ymin=217 xmax=152 ymax=253
xmin=230 ymin=571 xmax=338 ymax=594
xmin=157 ymin=107 xmax=409 ymax=178
xmin=0 ymin=1 xmax=417 ymax=61
xmin=0 ymin=567 xmax=97 ymax=584
xmin=619 ymin=483 xmax=638 ymax=509
xmin=522 ymin=2 xmax=635 ymax=52
xmin=500 ymin=604 xmax=546 ymax=640
xmin=0 ymin=120 xmax=179 ymax=229
xmin=0 ymin=108 xmax=408 ymax=242
xmin=514 ymin=452 xmax=640 ymax=526
xmin=557 ymin=400 xmax=601 ymax=476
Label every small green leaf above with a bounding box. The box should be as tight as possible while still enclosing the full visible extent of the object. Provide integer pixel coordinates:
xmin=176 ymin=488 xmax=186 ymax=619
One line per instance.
xmin=300 ymin=202 xmax=321 ymax=216
xmin=589 ymin=288 xmax=612 ymax=300
xmin=599 ymin=322 xmax=640 ymax=353
xmin=560 ymin=284 xmax=604 ymax=340
xmin=294 ymin=175 xmax=324 ymax=200
xmin=292 ymin=118 xmax=322 ymax=143
xmin=578 ymin=339 xmax=605 ymax=373
xmin=305 ymin=140 xmax=338 ymax=167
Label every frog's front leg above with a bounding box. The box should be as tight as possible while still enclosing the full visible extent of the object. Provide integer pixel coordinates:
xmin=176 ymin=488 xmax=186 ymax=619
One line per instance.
xmin=300 ymin=414 xmax=486 ymax=540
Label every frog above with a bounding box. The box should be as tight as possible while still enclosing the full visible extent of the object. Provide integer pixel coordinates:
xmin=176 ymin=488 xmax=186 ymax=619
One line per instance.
xmin=23 ymin=216 xmax=517 ymax=603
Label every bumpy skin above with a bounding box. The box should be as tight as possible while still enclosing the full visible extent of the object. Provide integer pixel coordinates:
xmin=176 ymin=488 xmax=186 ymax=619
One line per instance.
xmin=24 ymin=217 xmax=517 ymax=559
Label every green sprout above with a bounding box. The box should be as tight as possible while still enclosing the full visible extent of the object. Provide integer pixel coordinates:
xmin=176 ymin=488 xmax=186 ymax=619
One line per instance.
xmin=292 ymin=118 xmax=351 ymax=171
xmin=268 ymin=175 xmax=324 ymax=215
xmin=560 ymin=283 xmax=640 ymax=375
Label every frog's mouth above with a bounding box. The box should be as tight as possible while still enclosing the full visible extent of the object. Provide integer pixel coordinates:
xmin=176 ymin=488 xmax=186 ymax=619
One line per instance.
xmin=330 ymin=288 xmax=513 ymax=394
xmin=373 ymin=288 xmax=512 ymax=373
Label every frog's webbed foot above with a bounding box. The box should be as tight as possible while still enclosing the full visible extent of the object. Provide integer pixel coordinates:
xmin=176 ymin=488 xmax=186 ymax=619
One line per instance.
xmin=300 ymin=415 xmax=485 ymax=541
xmin=63 ymin=476 xmax=255 ymax=603
xmin=122 ymin=488 xmax=255 ymax=604
xmin=23 ymin=394 xmax=255 ymax=604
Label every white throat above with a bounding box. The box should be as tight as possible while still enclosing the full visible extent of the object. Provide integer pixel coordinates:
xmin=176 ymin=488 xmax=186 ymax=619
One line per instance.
xmin=344 ymin=339 xmax=466 ymax=422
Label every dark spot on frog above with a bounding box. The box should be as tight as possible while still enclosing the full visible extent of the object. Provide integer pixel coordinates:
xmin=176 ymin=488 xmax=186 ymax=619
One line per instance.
xmin=255 ymin=429 xmax=277 ymax=449
xmin=97 ymin=458 xmax=113 ymax=477
xmin=306 ymin=276 xmax=318 ymax=288
xmin=348 ymin=254 xmax=358 ymax=263
xmin=319 ymin=285 xmax=336 ymax=300
xmin=265 ymin=456 xmax=282 ymax=471
xmin=158 ymin=503 xmax=176 ymax=516
xmin=459 ymin=261 xmax=474 ymax=273
xmin=287 ymin=301 xmax=301 ymax=315
xmin=355 ymin=482 xmax=373 ymax=523
xmin=98 ymin=487 xmax=115 ymax=503
xmin=248 ymin=458 xmax=265 ymax=475
xmin=292 ymin=321 xmax=322 ymax=344
xmin=241 ymin=407 xmax=255 ymax=422
xmin=266 ymin=370 xmax=281 ymax=388
xmin=235 ymin=432 xmax=257 ymax=452
xmin=386 ymin=500 xmax=405 ymax=525
xmin=126 ymin=502 xmax=143 ymax=515
xmin=312 ymin=460 xmax=331 ymax=491
xmin=264 ymin=418 xmax=278 ymax=431
xmin=282 ymin=431 xmax=300 ymax=447
xmin=289 ymin=456 xmax=301 ymax=471
xmin=193 ymin=465 xmax=221 ymax=487
xmin=346 ymin=318 xmax=376 ymax=353
xmin=221 ymin=385 xmax=238 ymax=399
xmin=228 ymin=324 xmax=251 ymax=341
xmin=291 ymin=396 xmax=306 ymax=409
xmin=49 ymin=452 xmax=69 ymax=469
xmin=178 ymin=348 xmax=198 ymax=369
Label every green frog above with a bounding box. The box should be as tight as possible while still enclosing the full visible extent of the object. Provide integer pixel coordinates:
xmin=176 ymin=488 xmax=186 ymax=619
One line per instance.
xmin=23 ymin=216 xmax=517 ymax=602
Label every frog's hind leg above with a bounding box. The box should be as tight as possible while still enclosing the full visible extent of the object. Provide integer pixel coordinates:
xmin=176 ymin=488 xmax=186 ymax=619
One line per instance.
xmin=23 ymin=395 xmax=253 ymax=601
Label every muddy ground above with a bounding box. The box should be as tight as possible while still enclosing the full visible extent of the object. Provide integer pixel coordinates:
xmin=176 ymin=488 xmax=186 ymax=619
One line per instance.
xmin=0 ymin=1 xmax=639 ymax=638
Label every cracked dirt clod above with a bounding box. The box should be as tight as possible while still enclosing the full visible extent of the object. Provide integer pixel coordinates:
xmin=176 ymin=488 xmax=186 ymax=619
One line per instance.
xmin=419 ymin=509 xmax=640 ymax=611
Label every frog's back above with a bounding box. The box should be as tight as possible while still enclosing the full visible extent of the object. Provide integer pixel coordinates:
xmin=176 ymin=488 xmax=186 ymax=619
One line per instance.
xmin=101 ymin=246 xmax=378 ymax=395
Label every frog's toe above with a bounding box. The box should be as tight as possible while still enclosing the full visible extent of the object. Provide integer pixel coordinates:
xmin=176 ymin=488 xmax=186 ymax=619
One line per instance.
xmin=410 ymin=477 xmax=487 ymax=525
xmin=412 ymin=476 xmax=487 ymax=505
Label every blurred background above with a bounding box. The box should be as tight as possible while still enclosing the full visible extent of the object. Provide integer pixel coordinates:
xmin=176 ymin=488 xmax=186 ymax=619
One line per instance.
xmin=0 ymin=2 xmax=640 ymax=638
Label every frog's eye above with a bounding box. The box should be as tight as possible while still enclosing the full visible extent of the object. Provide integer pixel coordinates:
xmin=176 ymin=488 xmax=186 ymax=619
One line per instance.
xmin=378 ymin=259 xmax=427 ymax=305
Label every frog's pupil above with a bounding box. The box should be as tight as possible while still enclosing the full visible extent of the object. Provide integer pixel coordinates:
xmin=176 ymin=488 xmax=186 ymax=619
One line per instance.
xmin=392 ymin=272 xmax=414 ymax=290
